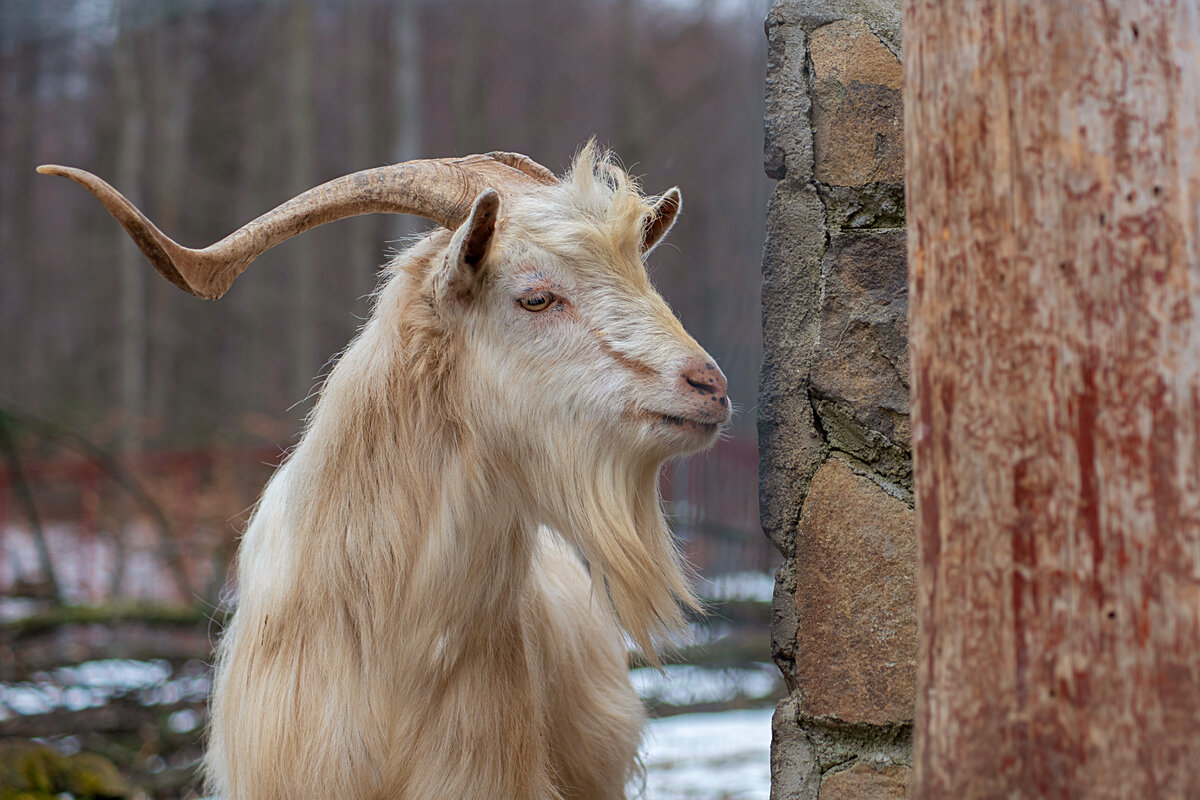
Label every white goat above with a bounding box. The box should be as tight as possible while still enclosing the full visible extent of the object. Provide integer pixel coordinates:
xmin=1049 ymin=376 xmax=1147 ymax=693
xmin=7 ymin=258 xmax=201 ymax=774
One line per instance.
xmin=40 ymin=144 xmax=730 ymax=800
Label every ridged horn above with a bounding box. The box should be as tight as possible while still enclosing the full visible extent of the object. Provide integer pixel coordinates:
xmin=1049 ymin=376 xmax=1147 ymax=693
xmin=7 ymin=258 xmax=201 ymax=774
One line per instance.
xmin=484 ymin=151 xmax=558 ymax=185
xmin=37 ymin=153 xmax=558 ymax=300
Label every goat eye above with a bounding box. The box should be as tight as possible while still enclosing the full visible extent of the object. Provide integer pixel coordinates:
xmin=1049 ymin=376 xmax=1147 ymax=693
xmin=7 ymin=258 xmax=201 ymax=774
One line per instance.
xmin=518 ymin=291 xmax=555 ymax=312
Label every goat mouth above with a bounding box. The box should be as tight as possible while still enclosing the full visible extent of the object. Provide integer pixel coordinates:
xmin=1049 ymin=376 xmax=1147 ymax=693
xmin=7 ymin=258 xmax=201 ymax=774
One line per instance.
xmin=644 ymin=410 xmax=721 ymax=436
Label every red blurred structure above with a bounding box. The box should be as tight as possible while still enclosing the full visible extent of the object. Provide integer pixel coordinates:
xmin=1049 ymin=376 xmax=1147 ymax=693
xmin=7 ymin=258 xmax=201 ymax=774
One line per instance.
xmin=1 ymin=437 xmax=769 ymax=611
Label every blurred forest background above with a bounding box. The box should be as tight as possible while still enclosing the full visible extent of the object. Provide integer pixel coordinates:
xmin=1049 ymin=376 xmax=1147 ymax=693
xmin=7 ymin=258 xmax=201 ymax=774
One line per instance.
xmin=0 ymin=0 xmax=773 ymax=797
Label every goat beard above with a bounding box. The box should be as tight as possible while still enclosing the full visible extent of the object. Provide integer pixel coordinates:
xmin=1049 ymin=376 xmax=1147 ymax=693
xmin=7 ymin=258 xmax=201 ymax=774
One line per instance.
xmin=541 ymin=440 xmax=700 ymax=663
xmin=282 ymin=325 xmax=701 ymax=663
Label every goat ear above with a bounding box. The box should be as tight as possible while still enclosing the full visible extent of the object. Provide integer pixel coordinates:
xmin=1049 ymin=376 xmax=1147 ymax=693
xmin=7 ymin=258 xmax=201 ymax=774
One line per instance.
xmin=440 ymin=189 xmax=500 ymax=303
xmin=641 ymin=188 xmax=681 ymax=256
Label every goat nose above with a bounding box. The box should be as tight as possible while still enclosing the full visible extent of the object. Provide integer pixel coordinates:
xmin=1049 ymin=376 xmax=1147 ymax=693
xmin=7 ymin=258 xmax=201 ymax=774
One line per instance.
xmin=680 ymin=359 xmax=728 ymax=406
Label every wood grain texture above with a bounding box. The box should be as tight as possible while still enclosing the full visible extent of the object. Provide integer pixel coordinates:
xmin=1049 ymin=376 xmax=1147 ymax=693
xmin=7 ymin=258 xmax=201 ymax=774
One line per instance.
xmin=904 ymin=1 xmax=1200 ymax=796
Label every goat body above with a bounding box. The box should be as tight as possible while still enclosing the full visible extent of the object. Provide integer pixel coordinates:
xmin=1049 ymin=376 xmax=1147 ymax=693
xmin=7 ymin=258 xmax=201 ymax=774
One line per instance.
xmin=42 ymin=144 xmax=730 ymax=800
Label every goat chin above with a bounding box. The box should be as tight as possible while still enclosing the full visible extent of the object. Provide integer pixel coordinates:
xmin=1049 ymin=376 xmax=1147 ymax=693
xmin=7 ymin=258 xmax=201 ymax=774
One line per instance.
xmin=202 ymin=145 xmax=726 ymax=800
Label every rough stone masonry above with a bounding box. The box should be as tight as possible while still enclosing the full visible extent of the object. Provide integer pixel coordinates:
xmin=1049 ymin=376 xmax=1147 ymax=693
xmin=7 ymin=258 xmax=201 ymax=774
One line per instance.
xmin=759 ymin=1 xmax=914 ymax=798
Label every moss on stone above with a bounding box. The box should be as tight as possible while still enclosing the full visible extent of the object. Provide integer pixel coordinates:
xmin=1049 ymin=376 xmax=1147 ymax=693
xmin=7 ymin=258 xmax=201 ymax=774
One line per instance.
xmin=0 ymin=741 xmax=64 ymax=794
xmin=1 ymin=602 xmax=215 ymax=638
xmin=0 ymin=741 xmax=129 ymax=799
xmin=64 ymin=752 xmax=130 ymax=798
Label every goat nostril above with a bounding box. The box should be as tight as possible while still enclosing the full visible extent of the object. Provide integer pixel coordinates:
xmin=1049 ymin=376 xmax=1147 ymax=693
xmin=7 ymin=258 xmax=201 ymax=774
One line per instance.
xmin=681 ymin=359 xmax=728 ymax=399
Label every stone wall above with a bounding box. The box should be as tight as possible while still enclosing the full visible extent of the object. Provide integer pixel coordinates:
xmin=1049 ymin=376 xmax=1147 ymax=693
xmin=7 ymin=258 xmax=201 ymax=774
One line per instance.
xmin=759 ymin=2 xmax=913 ymax=798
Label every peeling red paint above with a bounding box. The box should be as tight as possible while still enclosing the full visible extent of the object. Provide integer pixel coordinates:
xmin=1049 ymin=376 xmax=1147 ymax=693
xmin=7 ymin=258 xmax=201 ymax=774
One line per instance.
xmin=906 ymin=0 xmax=1200 ymax=796
xmin=1149 ymin=376 xmax=1180 ymax=541
xmin=1076 ymin=354 xmax=1105 ymax=605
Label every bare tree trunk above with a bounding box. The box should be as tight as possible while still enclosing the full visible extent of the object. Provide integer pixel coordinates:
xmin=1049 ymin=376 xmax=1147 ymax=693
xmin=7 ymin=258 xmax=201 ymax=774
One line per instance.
xmin=389 ymin=0 xmax=422 ymax=243
xmin=347 ymin=1 xmax=378 ymax=318
xmin=451 ymin=2 xmax=487 ymax=157
xmin=0 ymin=412 xmax=62 ymax=604
xmin=147 ymin=8 xmax=197 ymax=434
xmin=2 ymin=43 xmax=37 ymax=402
xmin=613 ymin=0 xmax=643 ymax=167
xmin=238 ymin=2 xmax=284 ymax=418
xmin=522 ymin=0 xmax=552 ymax=158
xmin=287 ymin=0 xmax=318 ymax=409
xmin=114 ymin=0 xmax=147 ymax=456
xmin=906 ymin=1 xmax=1200 ymax=796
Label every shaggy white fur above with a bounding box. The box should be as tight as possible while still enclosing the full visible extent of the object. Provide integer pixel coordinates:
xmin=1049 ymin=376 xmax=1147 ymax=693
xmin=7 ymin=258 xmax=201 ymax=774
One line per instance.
xmin=198 ymin=144 xmax=730 ymax=800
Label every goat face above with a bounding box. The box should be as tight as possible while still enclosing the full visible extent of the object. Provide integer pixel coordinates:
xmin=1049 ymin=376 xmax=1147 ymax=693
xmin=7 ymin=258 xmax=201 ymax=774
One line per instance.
xmin=38 ymin=144 xmax=728 ymax=461
xmin=427 ymin=162 xmax=730 ymax=465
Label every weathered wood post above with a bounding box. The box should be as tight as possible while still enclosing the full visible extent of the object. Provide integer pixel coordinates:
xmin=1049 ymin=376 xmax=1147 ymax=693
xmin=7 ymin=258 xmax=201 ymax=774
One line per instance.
xmin=905 ymin=1 xmax=1200 ymax=796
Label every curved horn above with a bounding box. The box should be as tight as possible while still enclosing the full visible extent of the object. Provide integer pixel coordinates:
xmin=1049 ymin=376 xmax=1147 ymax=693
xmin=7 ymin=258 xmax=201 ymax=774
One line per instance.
xmin=483 ymin=151 xmax=558 ymax=185
xmin=37 ymin=153 xmax=555 ymax=300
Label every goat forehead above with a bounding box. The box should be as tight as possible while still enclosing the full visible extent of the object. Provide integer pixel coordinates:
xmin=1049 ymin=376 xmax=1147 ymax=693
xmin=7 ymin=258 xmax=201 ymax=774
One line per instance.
xmin=507 ymin=196 xmax=649 ymax=275
xmin=574 ymin=256 xmax=654 ymax=296
xmin=515 ymin=217 xmax=652 ymax=273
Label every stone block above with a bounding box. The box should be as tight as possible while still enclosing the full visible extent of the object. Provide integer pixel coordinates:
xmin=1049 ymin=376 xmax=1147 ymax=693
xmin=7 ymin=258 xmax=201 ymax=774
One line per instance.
xmin=818 ymin=183 xmax=905 ymax=231
xmin=794 ymin=460 xmax=915 ymax=724
xmin=809 ymin=231 xmax=909 ymax=450
xmin=819 ymin=762 xmax=910 ymax=799
xmin=761 ymin=8 xmax=830 ymax=555
xmin=771 ymin=698 xmax=821 ymax=800
xmin=809 ymin=19 xmax=903 ymax=186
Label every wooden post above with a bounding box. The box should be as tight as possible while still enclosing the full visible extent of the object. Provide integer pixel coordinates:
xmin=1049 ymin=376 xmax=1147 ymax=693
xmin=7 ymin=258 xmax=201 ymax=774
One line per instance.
xmin=905 ymin=1 xmax=1200 ymax=796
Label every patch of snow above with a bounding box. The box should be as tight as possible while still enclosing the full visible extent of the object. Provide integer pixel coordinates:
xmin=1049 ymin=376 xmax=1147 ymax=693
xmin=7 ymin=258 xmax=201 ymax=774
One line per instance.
xmin=168 ymin=708 xmax=201 ymax=734
xmin=639 ymin=708 xmax=773 ymax=800
xmin=0 ymin=658 xmax=210 ymax=721
xmin=0 ymin=597 xmax=44 ymax=622
xmin=631 ymin=663 xmax=781 ymax=708
xmin=56 ymin=658 xmax=171 ymax=689
xmin=697 ymin=571 xmax=775 ymax=603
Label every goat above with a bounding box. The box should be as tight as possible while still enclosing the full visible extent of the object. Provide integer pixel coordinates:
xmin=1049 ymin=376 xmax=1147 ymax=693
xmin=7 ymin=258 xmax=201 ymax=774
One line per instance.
xmin=39 ymin=143 xmax=731 ymax=800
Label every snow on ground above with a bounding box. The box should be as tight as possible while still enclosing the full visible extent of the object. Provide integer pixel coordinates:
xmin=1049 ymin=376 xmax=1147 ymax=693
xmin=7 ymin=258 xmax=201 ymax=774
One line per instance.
xmin=0 ymin=658 xmax=210 ymax=723
xmin=630 ymin=663 xmax=780 ymax=707
xmin=640 ymin=707 xmax=773 ymax=800
xmin=696 ymin=571 xmax=775 ymax=604
xmin=3 ymin=657 xmax=775 ymax=798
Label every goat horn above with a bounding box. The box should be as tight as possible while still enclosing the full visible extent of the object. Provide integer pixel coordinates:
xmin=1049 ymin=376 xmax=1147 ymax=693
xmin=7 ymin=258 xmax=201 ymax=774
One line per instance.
xmin=483 ymin=151 xmax=558 ymax=185
xmin=37 ymin=154 xmax=555 ymax=300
